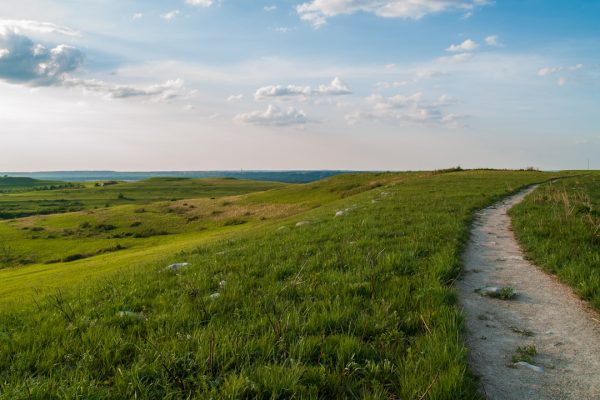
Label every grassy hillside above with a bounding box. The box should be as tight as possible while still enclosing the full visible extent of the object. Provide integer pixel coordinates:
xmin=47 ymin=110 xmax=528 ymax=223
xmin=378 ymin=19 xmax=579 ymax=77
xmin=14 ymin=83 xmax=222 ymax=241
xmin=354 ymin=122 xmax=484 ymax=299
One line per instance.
xmin=0 ymin=173 xmax=410 ymax=301
xmin=0 ymin=177 xmax=283 ymax=219
xmin=510 ymin=173 xmax=600 ymax=310
xmin=0 ymin=170 xmax=559 ymax=399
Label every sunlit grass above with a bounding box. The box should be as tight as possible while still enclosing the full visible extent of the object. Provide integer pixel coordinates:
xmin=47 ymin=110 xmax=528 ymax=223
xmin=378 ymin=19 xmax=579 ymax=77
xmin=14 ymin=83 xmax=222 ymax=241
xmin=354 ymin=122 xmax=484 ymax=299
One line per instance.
xmin=0 ymin=170 xmax=560 ymax=399
xmin=511 ymin=173 xmax=600 ymax=311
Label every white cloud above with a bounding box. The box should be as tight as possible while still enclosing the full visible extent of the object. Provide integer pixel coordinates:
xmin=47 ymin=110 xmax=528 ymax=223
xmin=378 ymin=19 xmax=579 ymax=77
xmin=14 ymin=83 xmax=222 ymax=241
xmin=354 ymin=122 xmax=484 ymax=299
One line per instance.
xmin=557 ymin=77 xmax=567 ymax=86
xmin=485 ymin=35 xmax=499 ymax=46
xmin=264 ymin=5 xmax=277 ymax=11
xmin=347 ymin=91 xmax=459 ymax=126
xmin=538 ymin=64 xmax=583 ymax=77
xmin=274 ymin=27 xmax=292 ymax=33
xmin=437 ymin=52 xmax=473 ymax=63
xmin=227 ymin=93 xmax=244 ymax=101
xmin=446 ymin=39 xmax=478 ymax=52
xmin=186 ymin=0 xmax=214 ymax=7
xmin=440 ymin=113 xmax=466 ymax=128
xmin=64 ymin=78 xmax=190 ymax=102
xmin=368 ymin=92 xmax=423 ymax=110
xmin=415 ymin=68 xmax=446 ymax=80
xmin=255 ymin=84 xmax=311 ymax=100
xmin=162 ymin=10 xmax=180 ymax=21
xmin=537 ymin=66 xmax=561 ymax=76
xmin=254 ymin=77 xmax=351 ymax=100
xmin=235 ymin=104 xmax=309 ymax=126
xmin=317 ymin=77 xmax=352 ymax=95
xmin=0 ymin=28 xmax=84 ymax=85
xmin=375 ymin=80 xmax=409 ymax=89
xmin=132 ymin=13 xmax=143 ymax=20
xmin=0 ymin=20 xmax=79 ymax=37
xmin=297 ymin=0 xmax=490 ymax=28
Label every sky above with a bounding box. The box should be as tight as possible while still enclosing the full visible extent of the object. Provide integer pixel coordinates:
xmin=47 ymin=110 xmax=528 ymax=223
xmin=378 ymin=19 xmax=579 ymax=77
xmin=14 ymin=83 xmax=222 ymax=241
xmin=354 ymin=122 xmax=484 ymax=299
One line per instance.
xmin=0 ymin=0 xmax=599 ymax=171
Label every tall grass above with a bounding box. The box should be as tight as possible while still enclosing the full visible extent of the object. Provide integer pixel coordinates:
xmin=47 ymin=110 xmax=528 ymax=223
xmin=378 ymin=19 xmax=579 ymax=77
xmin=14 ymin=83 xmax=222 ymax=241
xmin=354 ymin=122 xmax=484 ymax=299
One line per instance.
xmin=0 ymin=171 xmax=555 ymax=399
xmin=510 ymin=173 xmax=600 ymax=310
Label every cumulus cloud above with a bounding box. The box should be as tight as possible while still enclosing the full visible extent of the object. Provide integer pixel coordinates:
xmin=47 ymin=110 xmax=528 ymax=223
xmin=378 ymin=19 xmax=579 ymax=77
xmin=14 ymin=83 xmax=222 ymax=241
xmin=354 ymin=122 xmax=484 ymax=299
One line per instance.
xmin=346 ymin=91 xmax=460 ymax=126
xmin=255 ymin=84 xmax=311 ymax=100
xmin=446 ymin=39 xmax=478 ymax=52
xmin=0 ymin=28 xmax=84 ymax=85
xmin=162 ymin=10 xmax=180 ymax=21
xmin=235 ymin=104 xmax=309 ymax=126
xmin=132 ymin=13 xmax=143 ymax=20
xmin=264 ymin=5 xmax=277 ymax=11
xmin=317 ymin=77 xmax=352 ymax=95
xmin=0 ymin=19 xmax=79 ymax=37
xmin=254 ymin=77 xmax=351 ymax=100
xmin=64 ymin=78 xmax=189 ymax=102
xmin=186 ymin=0 xmax=214 ymax=7
xmin=296 ymin=0 xmax=490 ymax=28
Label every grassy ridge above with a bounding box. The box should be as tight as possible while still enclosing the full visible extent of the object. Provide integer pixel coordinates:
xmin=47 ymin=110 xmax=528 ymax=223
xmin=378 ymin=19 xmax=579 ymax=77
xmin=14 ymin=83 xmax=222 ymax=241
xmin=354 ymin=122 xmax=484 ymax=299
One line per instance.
xmin=0 ymin=171 xmax=556 ymax=399
xmin=510 ymin=173 xmax=600 ymax=310
xmin=0 ymin=177 xmax=283 ymax=219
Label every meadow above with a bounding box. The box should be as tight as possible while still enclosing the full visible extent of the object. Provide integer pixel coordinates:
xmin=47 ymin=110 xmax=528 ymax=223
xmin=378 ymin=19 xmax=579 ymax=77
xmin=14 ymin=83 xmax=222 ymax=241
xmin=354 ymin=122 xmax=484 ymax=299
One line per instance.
xmin=0 ymin=177 xmax=283 ymax=219
xmin=510 ymin=173 xmax=600 ymax=310
xmin=0 ymin=170 xmax=561 ymax=399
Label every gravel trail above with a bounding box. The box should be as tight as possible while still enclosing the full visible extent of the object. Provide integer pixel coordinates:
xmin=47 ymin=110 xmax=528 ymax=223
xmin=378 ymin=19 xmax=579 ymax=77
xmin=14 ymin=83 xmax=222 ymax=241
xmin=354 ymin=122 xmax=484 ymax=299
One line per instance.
xmin=458 ymin=186 xmax=600 ymax=399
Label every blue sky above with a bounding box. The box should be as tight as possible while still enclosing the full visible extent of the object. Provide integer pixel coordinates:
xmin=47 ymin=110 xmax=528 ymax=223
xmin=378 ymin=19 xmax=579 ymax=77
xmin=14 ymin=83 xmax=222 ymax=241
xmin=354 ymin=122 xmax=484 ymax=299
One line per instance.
xmin=0 ymin=0 xmax=599 ymax=171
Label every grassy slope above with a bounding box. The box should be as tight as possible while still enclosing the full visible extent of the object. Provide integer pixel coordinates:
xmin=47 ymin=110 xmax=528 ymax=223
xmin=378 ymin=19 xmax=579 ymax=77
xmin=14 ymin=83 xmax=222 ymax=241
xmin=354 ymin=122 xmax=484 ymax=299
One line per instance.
xmin=0 ymin=177 xmax=283 ymax=219
xmin=0 ymin=170 xmax=559 ymax=399
xmin=0 ymin=174 xmax=406 ymax=304
xmin=510 ymin=173 xmax=600 ymax=310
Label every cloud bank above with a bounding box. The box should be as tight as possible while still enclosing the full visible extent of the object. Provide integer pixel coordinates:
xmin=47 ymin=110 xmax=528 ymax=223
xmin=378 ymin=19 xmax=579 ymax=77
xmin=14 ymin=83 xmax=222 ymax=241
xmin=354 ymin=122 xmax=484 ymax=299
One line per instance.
xmin=297 ymin=0 xmax=490 ymax=28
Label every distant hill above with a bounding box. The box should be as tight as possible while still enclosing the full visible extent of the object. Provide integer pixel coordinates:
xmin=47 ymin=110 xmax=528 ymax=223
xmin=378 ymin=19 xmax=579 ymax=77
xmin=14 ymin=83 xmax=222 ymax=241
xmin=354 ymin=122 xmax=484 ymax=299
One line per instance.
xmin=0 ymin=176 xmax=72 ymax=190
xmin=0 ymin=170 xmax=355 ymax=183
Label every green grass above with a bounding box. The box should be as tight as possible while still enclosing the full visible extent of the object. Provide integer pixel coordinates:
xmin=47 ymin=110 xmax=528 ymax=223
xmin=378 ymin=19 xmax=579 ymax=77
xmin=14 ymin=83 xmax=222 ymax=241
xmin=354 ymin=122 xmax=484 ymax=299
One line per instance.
xmin=511 ymin=345 xmax=537 ymax=364
xmin=0 ymin=170 xmax=560 ymax=399
xmin=0 ymin=176 xmax=77 ymax=193
xmin=0 ymin=177 xmax=283 ymax=219
xmin=510 ymin=173 xmax=600 ymax=311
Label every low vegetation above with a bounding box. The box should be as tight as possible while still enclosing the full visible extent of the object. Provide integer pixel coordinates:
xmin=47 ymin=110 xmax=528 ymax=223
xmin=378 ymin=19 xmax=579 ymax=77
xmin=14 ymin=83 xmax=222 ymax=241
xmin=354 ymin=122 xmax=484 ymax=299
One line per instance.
xmin=0 ymin=170 xmax=560 ymax=398
xmin=511 ymin=173 xmax=600 ymax=311
xmin=511 ymin=345 xmax=538 ymax=364
xmin=0 ymin=177 xmax=283 ymax=219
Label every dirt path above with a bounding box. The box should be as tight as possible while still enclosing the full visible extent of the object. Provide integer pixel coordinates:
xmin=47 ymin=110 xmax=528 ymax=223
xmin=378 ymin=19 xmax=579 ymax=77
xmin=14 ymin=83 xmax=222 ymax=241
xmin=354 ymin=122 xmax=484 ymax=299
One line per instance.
xmin=458 ymin=186 xmax=600 ymax=399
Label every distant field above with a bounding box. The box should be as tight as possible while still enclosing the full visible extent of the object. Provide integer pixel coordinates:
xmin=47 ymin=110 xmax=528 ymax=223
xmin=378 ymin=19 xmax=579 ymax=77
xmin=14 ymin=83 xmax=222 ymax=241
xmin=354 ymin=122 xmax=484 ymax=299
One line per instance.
xmin=0 ymin=170 xmax=561 ymax=399
xmin=511 ymin=173 xmax=600 ymax=310
xmin=0 ymin=177 xmax=283 ymax=219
